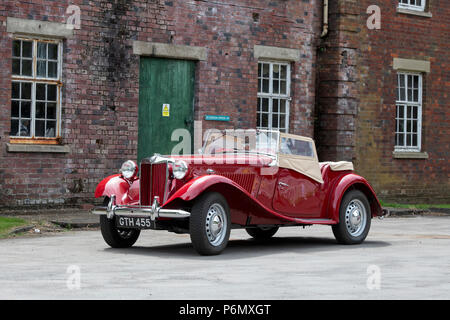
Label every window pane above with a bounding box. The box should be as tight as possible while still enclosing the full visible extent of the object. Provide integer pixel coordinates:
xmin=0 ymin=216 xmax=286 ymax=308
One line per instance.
xmin=273 ymin=99 xmax=279 ymax=113
xmin=37 ymin=60 xmax=47 ymax=77
xmin=262 ymin=79 xmax=269 ymax=93
xmin=48 ymin=44 xmax=58 ymax=60
xmin=273 ymin=79 xmax=279 ymax=94
xmin=21 ymin=83 xmax=31 ymax=100
xmin=47 ymin=85 xmax=57 ymax=101
xmin=46 ymin=121 xmax=56 ymax=137
xmin=262 ymin=64 xmax=269 ymax=78
xmin=11 ymin=100 xmax=20 ymax=117
xmin=35 ymin=120 xmax=45 ymax=137
xmin=37 ymin=42 xmax=47 ymax=59
xmin=261 ymin=98 xmax=269 ymax=112
xmin=36 ymin=102 xmax=46 ymax=119
xmin=36 ymin=84 xmax=46 ymax=100
xmin=398 ymin=134 xmax=404 ymax=146
xmin=280 ymin=100 xmax=286 ymax=113
xmin=21 ymin=101 xmax=31 ymax=118
xmin=273 ymin=64 xmax=280 ymax=79
xmin=22 ymin=59 xmax=32 ymax=76
xmin=399 ymin=74 xmax=405 ymax=87
xmin=12 ymin=82 xmax=20 ymax=99
xmin=12 ymin=40 xmax=21 ymax=57
xmin=48 ymin=61 xmax=58 ymax=78
xmin=12 ymin=59 xmax=20 ymax=75
xmin=272 ymin=114 xmax=279 ymax=128
xmin=11 ymin=119 xmax=19 ymax=136
xmin=19 ymin=119 xmax=31 ymax=136
xmin=281 ymin=65 xmax=287 ymax=80
xmin=280 ymin=80 xmax=286 ymax=94
xmin=261 ymin=113 xmax=268 ymax=127
xmin=47 ymin=103 xmax=57 ymax=119
xmin=280 ymin=114 xmax=286 ymax=129
xmin=22 ymin=41 xmax=32 ymax=58
xmin=406 ymin=134 xmax=412 ymax=146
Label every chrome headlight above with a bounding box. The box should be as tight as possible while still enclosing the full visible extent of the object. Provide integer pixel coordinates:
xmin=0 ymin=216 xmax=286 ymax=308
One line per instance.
xmin=173 ymin=160 xmax=188 ymax=179
xmin=120 ymin=160 xmax=138 ymax=180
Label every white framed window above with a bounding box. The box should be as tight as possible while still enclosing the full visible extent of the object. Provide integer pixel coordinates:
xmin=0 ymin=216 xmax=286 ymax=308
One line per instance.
xmin=398 ymin=0 xmax=426 ymax=11
xmin=395 ymin=72 xmax=423 ymax=152
xmin=257 ymin=61 xmax=291 ymax=133
xmin=11 ymin=38 xmax=62 ymax=140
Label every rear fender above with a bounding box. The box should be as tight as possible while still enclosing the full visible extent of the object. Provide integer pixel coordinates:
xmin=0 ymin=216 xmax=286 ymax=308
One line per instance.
xmin=94 ymin=174 xmax=139 ymax=205
xmin=328 ymin=174 xmax=383 ymax=222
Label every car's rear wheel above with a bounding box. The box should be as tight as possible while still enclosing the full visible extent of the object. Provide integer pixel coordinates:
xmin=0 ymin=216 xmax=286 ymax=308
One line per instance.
xmin=100 ymin=197 xmax=140 ymax=248
xmin=246 ymin=226 xmax=279 ymax=240
xmin=332 ymin=190 xmax=371 ymax=244
xmin=189 ymin=192 xmax=231 ymax=255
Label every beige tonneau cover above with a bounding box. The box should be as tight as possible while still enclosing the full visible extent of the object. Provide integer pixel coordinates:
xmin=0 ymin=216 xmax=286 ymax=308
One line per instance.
xmin=278 ymin=133 xmax=324 ymax=184
xmin=320 ymin=161 xmax=354 ymax=172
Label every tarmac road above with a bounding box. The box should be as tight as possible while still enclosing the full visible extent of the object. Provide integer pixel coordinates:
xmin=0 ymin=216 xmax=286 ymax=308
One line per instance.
xmin=1 ymin=216 xmax=449 ymax=300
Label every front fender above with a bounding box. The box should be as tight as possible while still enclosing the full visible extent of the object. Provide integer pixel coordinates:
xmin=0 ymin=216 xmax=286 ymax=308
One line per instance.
xmin=94 ymin=174 xmax=139 ymax=205
xmin=165 ymin=175 xmax=244 ymax=204
xmin=328 ymin=173 xmax=383 ymax=222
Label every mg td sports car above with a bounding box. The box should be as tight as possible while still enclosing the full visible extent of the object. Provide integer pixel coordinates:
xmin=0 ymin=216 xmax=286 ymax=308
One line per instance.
xmin=92 ymin=130 xmax=387 ymax=255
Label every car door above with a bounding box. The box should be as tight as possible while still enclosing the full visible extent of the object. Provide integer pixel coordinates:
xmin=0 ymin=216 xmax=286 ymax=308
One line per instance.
xmin=272 ymin=134 xmax=324 ymax=218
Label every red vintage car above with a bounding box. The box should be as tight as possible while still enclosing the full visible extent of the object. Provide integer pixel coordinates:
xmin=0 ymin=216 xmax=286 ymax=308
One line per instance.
xmin=92 ymin=130 xmax=387 ymax=255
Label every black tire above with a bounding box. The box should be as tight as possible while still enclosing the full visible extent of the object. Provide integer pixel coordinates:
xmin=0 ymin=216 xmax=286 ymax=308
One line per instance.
xmin=246 ymin=226 xmax=279 ymax=240
xmin=189 ymin=192 xmax=231 ymax=255
xmin=100 ymin=197 xmax=141 ymax=248
xmin=332 ymin=190 xmax=371 ymax=245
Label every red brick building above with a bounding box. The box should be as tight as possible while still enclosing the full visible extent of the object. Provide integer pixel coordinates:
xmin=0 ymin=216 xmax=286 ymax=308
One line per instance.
xmin=0 ymin=0 xmax=448 ymax=207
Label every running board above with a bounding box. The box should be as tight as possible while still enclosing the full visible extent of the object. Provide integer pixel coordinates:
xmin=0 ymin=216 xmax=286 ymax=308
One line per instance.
xmin=293 ymin=218 xmax=337 ymax=225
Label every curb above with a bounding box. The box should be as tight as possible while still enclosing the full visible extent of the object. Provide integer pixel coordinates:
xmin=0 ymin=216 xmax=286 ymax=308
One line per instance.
xmin=383 ymin=207 xmax=450 ymax=217
xmin=50 ymin=221 xmax=100 ymax=229
xmin=9 ymin=225 xmax=36 ymax=235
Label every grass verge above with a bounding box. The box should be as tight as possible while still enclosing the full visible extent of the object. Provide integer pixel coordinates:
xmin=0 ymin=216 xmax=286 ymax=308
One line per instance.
xmin=0 ymin=216 xmax=29 ymax=239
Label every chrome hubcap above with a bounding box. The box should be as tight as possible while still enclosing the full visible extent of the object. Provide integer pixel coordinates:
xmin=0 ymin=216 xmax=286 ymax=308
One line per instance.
xmin=345 ymin=199 xmax=367 ymax=237
xmin=205 ymin=203 xmax=227 ymax=246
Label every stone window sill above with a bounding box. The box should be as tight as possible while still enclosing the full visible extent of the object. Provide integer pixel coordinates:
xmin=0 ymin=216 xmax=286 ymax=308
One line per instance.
xmin=397 ymin=8 xmax=432 ymax=18
xmin=393 ymin=151 xmax=429 ymax=159
xmin=6 ymin=143 xmax=70 ymax=153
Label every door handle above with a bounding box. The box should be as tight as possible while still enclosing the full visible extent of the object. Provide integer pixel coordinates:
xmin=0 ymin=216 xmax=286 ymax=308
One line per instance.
xmin=278 ymin=182 xmax=289 ymax=188
xmin=185 ymin=118 xmax=194 ymax=126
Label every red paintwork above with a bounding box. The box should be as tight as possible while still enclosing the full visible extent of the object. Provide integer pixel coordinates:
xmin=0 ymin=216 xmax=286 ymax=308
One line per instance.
xmin=94 ymin=154 xmax=383 ymax=226
xmin=94 ymin=174 xmax=139 ymax=205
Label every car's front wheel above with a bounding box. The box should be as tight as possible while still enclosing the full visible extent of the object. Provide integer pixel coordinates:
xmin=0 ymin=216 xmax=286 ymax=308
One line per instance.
xmin=189 ymin=192 xmax=231 ymax=255
xmin=99 ymin=197 xmax=140 ymax=248
xmin=332 ymin=190 xmax=371 ymax=244
xmin=246 ymin=226 xmax=279 ymax=240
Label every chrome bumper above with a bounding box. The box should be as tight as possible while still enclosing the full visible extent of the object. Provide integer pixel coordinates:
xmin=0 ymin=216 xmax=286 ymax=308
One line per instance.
xmin=91 ymin=195 xmax=190 ymax=220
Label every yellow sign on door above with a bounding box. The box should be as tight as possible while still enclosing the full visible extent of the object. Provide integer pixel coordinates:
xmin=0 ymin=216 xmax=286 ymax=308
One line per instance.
xmin=162 ymin=104 xmax=170 ymax=117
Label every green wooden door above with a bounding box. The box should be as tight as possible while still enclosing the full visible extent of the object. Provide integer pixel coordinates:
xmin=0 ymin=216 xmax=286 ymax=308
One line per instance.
xmin=138 ymin=58 xmax=195 ymax=163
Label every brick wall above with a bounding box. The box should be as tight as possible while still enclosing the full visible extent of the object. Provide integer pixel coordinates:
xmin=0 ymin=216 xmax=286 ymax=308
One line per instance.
xmin=318 ymin=0 xmax=449 ymax=203
xmin=0 ymin=0 xmax=322 ymax=207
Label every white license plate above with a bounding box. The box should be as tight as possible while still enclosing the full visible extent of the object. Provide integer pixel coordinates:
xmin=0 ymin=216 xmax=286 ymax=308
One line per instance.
xmin=116 ymin=216 xmax=153 ymax=229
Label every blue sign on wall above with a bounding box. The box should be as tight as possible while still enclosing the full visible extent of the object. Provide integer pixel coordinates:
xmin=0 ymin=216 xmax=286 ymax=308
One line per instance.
xmin=204 ymin=115 xmax=230 ymax=122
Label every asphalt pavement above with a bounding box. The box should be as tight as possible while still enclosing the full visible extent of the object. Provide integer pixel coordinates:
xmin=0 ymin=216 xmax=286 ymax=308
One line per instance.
xmin=0 ymin=216 xmax=449 ymax=300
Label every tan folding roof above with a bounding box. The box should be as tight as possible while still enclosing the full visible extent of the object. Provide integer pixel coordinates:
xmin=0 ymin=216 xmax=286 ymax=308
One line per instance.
xmin=277 ymin=133 xmax=324 ymax=184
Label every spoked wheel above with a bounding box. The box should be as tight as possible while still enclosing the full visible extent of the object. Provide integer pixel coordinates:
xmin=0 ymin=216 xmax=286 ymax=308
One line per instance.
xmin=99 ymin=197 xmax=140 ymax=248
xmin=332 ymin=190 xmax=371 ymax=244
xmin=189 ymin=192 xmax=231 ymax=255
xmin=246 ymin=226 xmax=279 ymax=240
